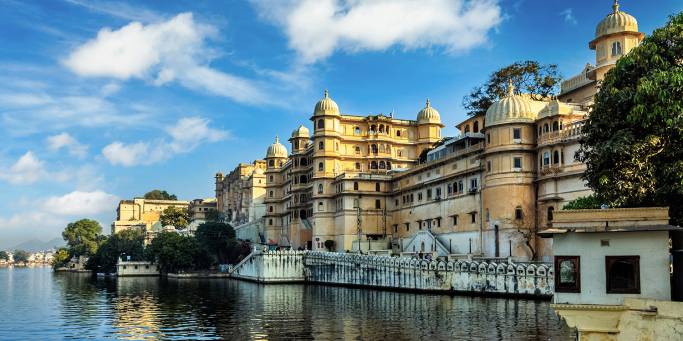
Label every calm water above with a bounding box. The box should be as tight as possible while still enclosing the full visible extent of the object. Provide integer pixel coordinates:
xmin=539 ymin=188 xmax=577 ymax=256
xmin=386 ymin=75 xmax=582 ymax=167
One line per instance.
xmin=0 ymin=267 xmax=573 ymax=340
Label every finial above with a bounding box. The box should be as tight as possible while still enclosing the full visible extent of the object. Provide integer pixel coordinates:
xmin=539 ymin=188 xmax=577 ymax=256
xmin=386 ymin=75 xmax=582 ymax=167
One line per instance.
xmin=613 ymin=0 xmax=619 ymax=13
xmin=324 ymin=89 xmax=329 ymax=98
xmin=507 ymin=79 xmax=515 ymax=96
xmin=426 ymin=98 xmax=430 ymax=108
xmin=275 ymin=135 xmax=279 ymax=143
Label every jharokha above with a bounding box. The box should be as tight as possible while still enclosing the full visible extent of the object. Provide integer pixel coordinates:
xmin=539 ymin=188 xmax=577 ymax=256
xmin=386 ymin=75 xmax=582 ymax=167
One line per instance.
xmin=212 ymin=1 xmax=645 ymax=261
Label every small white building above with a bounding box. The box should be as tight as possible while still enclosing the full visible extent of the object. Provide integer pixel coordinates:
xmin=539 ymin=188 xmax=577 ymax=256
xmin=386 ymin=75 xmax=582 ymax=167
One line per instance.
xmin=540 ymin=207 xmax=683 ymax=340
xmin=116 ymin=259 xmax=159 ymax=276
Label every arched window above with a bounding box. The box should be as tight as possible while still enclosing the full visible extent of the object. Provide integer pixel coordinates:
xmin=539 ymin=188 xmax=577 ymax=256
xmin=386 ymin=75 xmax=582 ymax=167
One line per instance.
xmin=379 ymin=125 xmax=384 ymax=133
xmin=269 ymin=190 xmax=273 ymax=197
xmin=355 ymin=162 xmax=361 ymax=170
xmin=553 ymin=151 xmax=560 ymax=164
xmin=515 ymin=206 xmax=523 ymax=220
xmin=301 ymin=158 xmax=308 ymax=166
xmin=354 ymin=126 xmax=361 ymax=135
xmin=269 ymin=206 xmax=273 ymax=213
xmin=379 ymin=161 xmax=386 ymax=169
xmin=386 ymin=161 xmax=391 ymax=170
xmin=300 ymin=175 xmax=307 ymax=183
xmin=611 ymin=41 xmax=622 ymax=56
xmin=543 ymin=151 xmax=550 ymax=166
xmin=553 ymin=121 xmax=559 ymax=131
xmin=473 ymin=121 xmax=479 ymax=133
xmin=375 ymin=182 xmax=380 ymax=191
xmin=318 ymin=184 xmax=323 ymax=194
xmin=371 ymin=161 xmax=378 ymax=169
xmin=268 ymin=160 xmax=274 ymax=167
xmin=547 ymin=206 xmax=554 ymax=222
xmin=317 ymin=119 xmax=324 ymax=129
xmin=318 ymin=141 xmax=324 ymax=150
xmin=371 ymin=144 xmax=378 ymax=154
xmin=318 ymin=162 xmax=324 ymax=171
xmin=355 ymin=146 xmax=360 ymax=154
xmin=464 ymin=125 xmax=470 ymax=133
xmin=544 ymin=123 xmax=549 ymax=133
xmin=353 ymin=182 xmax=358 ymax=190
xmin=294 ymin=140 xmax=299 ymax=149
xmin=396 ymin=130 xmax=401 ymax=137
xmin=318 ymin=202 xmax=324 ymax=212
xmin=370 ymin=124 xmax=376 ymax=133
xmin=294 ymin=159 xmax=298 ymax=167
xmin=379 ymin=144 xmax=385 ymax=153
xmin=397 ymin=150 xmax=403 ymax=157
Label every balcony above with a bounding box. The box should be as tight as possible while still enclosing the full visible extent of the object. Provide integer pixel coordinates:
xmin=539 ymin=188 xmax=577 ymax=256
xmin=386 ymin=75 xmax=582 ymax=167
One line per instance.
xmin=537 ymin=120 xmax=585 ymax=146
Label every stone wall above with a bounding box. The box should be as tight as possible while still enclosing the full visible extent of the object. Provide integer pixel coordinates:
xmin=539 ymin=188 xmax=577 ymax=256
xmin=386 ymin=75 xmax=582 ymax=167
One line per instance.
xmin=229 ymin=249 xmax=553 ymax=298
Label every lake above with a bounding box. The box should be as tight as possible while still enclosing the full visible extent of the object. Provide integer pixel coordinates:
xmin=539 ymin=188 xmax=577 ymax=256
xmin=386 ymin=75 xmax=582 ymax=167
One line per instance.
xmin=0 ymin=266 xmax=574 ymax=340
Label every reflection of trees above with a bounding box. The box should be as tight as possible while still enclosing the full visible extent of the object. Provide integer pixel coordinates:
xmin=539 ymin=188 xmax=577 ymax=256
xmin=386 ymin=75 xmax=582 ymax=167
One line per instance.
xmin=53 ymin=271 xmax=106 ymax=338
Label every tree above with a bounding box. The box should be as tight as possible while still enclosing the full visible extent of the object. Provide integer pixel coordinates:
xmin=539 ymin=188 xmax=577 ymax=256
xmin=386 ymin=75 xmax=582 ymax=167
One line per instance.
xmin=144 ymin=190 xmax=178 ymax=201
xmin=144 ymin=232 xmax=208 ymax=273
xmin=195 ymin=222 xmax=236 ymax=265
xmin=205 ymin=209 xmax=222 ymax=223
xmin=160 ymin=206 xmax=189 ymax=229
xmin=62 ymin=219 xmax=103 ymax=257
xmin=577 ymin=13 xmax=683 ymax=225
xmin=562 ymin=195 xmax=605 ymax=210
xmin=0 ymin=251 xmax=8 ymax=261
xmin=86 ymin=229 xmax=145 ymax=273
xmin=52 ymin=248 xmax=71 ymax=269
xmin=13 ymin=249 xmax=29 ymax=263
xmin=462 ymin=60 xmax=562 ymax=116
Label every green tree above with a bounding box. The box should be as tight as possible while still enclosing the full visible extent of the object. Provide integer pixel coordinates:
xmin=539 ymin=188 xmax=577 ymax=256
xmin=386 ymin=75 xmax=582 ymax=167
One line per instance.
xmin=144 ymin=190 xmax=178 ymax=200
xmin=577 ymin=12 xmax=683 ymax=225
xmin=62 ymin=219 xmax=103 ymax=257
xmin=13 ymin=249 xmax=29 ymax=263
xmin=0 ymin=251 xmax=8 ymax=261
xmin=205 ymin=209 xmax=222 ymax=223
xmin=86 ymin=229 xmax=145 ymax=273
xmin=562 ymin=194 xmax=606 ymax=210
xmin=195 ymin=222 xmax=236 ymax=265
xmin=144 ymin=232 xmax=208 ymax=273
xmin=52 ymin=248 xmax=71 ymax=269
xmin=160 ymin=206 xmax=190 ymax=229
xmin=462 ymin=60 xmax=562 ymax=116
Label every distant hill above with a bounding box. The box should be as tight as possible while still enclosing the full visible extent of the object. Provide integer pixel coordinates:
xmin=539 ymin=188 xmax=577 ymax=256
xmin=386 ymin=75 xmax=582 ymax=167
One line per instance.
xmin=11 ymin=237 xmax=65 ymax=252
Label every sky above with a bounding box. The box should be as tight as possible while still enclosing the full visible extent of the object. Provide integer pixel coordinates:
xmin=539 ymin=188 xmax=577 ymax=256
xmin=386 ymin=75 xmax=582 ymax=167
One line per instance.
xmin=0 ymin=0 xmax=681 ymax=249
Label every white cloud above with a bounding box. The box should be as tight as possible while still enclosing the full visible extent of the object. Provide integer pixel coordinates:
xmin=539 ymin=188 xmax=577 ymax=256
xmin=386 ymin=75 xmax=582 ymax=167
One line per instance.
xmin=0 ymin=151 xmax=48 ymax=185
xmin=102 ymin=116 xmax=228 ymax=167
xmin=64 ymin=13 xmax=265 ymax=104
xmin=560 ymin=8 xmax=577 ymax=25
xmin=251 ymin=0 xmax=503 ymax=63
xmin=46 ymin=132 xmax=88 ymax=158
xmin=43 ymin=190 xmax=119 ymax=216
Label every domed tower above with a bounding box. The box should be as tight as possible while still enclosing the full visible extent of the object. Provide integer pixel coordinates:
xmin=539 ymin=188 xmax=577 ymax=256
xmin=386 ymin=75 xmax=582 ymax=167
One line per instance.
xmin=589 ymin=0 xmax=643 ymax=81
xmin=289 ymin=125 xmax=310 ymax=154
xmin=416 ymin=99 xmax=444 ymax=156
xmin=265 ymin=136 xmax=288 ymax=169
xmin=263 ymin=136 xmax=288 ymax=245
xmin=214 ymin=172 xmax=224 ymax=216
xmin=310 ymin=90 xmax=341 ymax=250
xmin=481 ymin=82 xmax=539 ymax=260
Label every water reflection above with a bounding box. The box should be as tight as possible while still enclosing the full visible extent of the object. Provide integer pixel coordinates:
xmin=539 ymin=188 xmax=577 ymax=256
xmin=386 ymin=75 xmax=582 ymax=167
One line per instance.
xmin=0 ymin=268 xmax=573 ymax=340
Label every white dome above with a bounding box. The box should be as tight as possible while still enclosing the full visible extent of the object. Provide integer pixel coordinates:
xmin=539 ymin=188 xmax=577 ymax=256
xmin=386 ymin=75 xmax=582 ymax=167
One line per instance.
xmin=313 ymin=90 xmax=340 ymax=116
xmin=266 ymin=136 xmax=288 ymax=158
xmin=291 ymin=125 xmax=310 ymax=138
xmin=485 ymin=83 xmax=537 ymax=127
xmin=595 ymin=1 xmax=638 ymax=38
xmin=417 ymin=99 xmax=442 ymax=125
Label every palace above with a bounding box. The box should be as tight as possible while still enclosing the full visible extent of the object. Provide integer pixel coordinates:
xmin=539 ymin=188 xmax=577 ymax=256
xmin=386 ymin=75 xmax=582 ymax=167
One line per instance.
xmin=214 ymin=1 xmax=644 ymax=261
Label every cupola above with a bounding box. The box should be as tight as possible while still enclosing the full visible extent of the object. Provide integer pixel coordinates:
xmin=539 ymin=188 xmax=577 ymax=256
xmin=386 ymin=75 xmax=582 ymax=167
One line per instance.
xmin=485 ymin=81 xmax=537 ymax=127
xmin=313 ymin=90 xmax=340 ymax=116
xmin=417 ymin=99 xmax=442 ymax=125
xmin=594 ymin=1 xmax=638 ymax=41
xmin=291 ymin=125 xmax=310 ymax=138
xmin=266 ymin=136 xmax=288 ymax=158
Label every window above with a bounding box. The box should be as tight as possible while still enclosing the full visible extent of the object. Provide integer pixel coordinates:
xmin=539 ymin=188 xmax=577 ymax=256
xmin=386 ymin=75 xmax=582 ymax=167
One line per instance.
xmin=318 ymin=141 xmax=324 ymax=150
xmin=417 ymin=192 xmax=423 ymax=201
xmin=268 ymin=160 xmax=274 ymax=167
xmin=470 ymin=178 xmax=478 ymax=190
xmin=611 ymin=41 xmax=622 ymax=56
xmin=487 ymin=133 xmax=491 ymax=144
xmin=405 ymin=222 xmax=410 ymax=231
xmin=318 ymin=184 xmax=323 ymax=194
xmin=555 ymin=256 xmax=581 ymax=293
xmin=473 ymin=121 xmax=479 ymax=133
xmin=353 ymin=199 xmax=359 ymax=208
xmin=355 ymin=146 xmax=361 ymax=154
xmin=269 ymin=206 xmax=273 ymax=212
xmin=544 ymin=123 xmax=549 ymax=133
xmin=487 ymin=160 xmax=492 ymax=173
xmin=375 ymin=182 xmax=380 ymax=192
xmin=606 ymin=256 xmax=640 ymax=294
xmin=354 ymin=126 xmax=361 ymax=135
xmin=318 ymin=162 xmax=323 ymax=171
xmin=427 ymin=188 xmax=432 ymax=199
xmin=371 ymin=144 xmax=378 ymax=154
xmin=393 ymin=224 xmax=398 ymax=233
xmin=355 ymin=162 xmax=361 ymax=170
xmin=435 ymin=187 xmax=441 ymax=199
xmin=485 ymin=209 xmax=490 ymax=222
xmin=371 ymin=161 xmax=378 ymax=169
xmin=464 ymin=125 xmax=470 ymax=133
xmin=396 ymin=130 xmax=401 ymax=137
xmin=543 ymin=152 xmax=550 ymax=166
xmin=269 ymin=175 xmax=273 ymax=182
xmin=553 ymin=121 xmax=559 ymax=131
xmin=268 ymin=219 xmax=273 ymax=225
xmin=513 ymin=157 xmax=522 ymax=170
xmin=515 ymin=207 xmax=523 ymax=220
xmin=452 ymin=215 xmax=458 ymax=226
xmin=513 ymin=128 xmax=521 ymax=140
xmin=269 ymin=191 xmax=274 ymax=198
xmin=395 ymin=199 xmax=399 ymax=206
xmin=547 ymin=206 xmax=554 ymax=222
xmin=318 ymin=202 xmax=324 ymax=211
xmin=470 ymin=212 xmax=477 ymax=223
xmin=375 ymin=200 xmax=381 ymax=209
xmin=379 ymin=161 xmax=386 ymax=169
xmin=447 ymin=184 xmax=453 ymax=195
xmin=553 ymin=151 xmax=560 ymax=164
xmin=317 ymin=119 xmax=324 ymax=129
xmin=458 ymin=180 xmax=464 ymax=193
xmin=354 ymin=182 xmax=359 ymax=190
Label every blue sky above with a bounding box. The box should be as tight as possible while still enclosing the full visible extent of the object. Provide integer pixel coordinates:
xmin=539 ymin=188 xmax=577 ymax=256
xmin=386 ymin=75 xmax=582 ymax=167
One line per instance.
xmin=0 ymin=0 xmax=681 ymax=248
